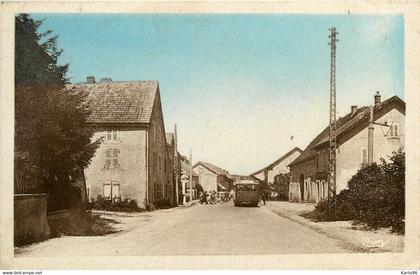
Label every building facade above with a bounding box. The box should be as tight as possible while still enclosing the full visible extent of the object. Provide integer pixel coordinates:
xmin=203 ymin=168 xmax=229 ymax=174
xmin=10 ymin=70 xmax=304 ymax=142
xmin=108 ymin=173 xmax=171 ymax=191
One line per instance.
xmin=289 ymin=93 xmax=405 ymax=203
xmin=166 ymin=132 xmax=181 ymax=206
xmin=193 ymin=161 xmax=233 ymax=193
xmin=70 ymin=79 xmax=172 ymax=208
xmin=250 ymin=147 xmax=302 ymax=185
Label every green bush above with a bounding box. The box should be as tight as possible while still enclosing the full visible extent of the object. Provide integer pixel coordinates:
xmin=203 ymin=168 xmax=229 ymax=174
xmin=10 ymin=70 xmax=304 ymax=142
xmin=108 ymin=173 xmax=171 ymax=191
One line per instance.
xmin=89 ymin=196 xmax=145 ymax=212
xmin=270 ymin=173 xmax=290 ymax=201
xmin=309 ymin=150 xmax=405 ymax=234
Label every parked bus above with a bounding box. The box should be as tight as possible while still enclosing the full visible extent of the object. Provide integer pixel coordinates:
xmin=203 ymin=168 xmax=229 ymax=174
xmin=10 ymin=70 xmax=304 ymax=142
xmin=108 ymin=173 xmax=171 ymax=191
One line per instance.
xmin=233 ymin=179 xmax=260 ymax=207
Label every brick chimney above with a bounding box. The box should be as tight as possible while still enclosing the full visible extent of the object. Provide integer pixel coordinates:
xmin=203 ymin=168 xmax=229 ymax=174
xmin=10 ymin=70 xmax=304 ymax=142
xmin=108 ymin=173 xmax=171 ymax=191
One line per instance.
xmin=374 ymin=91 xmax=381 ymax=107
xmin=351 ymin=105 xmax=358 ymax=116
xmin=86 ymin=76 xmax=95 ymax=84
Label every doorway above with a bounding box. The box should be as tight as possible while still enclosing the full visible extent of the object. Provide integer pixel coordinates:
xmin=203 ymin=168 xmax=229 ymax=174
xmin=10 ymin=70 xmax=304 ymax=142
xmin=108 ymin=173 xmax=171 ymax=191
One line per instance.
xmin=299 ymin=174 xmax=305 ymax=201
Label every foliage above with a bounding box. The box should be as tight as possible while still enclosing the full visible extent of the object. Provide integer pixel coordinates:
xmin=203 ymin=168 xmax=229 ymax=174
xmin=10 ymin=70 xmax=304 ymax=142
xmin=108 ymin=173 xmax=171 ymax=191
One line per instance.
xmin=270 ymin=173 xmax=290 ymax=201
xmin=307 ymin=150 xmax=405 ymax=234
xmin=14 ymin=14 xmax=99 ymax=202
xmin=89 ymin=196 xmax=146 ymax=212
xmin=47 ymin=184 xmax=82 ymax=212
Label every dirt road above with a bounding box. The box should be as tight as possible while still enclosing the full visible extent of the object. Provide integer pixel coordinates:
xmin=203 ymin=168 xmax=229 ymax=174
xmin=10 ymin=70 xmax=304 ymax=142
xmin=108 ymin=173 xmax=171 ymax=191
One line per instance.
xmin=16 ymin=202 xmax=347 ymax=256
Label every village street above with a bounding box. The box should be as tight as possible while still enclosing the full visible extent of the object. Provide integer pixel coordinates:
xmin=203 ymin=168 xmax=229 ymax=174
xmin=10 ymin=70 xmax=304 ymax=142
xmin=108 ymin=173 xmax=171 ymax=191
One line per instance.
xmin=16 ymin=202 xmax=350 ymax=256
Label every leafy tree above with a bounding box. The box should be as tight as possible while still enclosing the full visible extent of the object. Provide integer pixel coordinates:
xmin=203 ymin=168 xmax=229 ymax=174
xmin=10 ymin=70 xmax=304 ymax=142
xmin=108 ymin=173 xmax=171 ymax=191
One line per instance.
xmin=271 ymin=173 xmax=290 ymax=200
xmin=15 ymin=14 xmax=99 ymax=209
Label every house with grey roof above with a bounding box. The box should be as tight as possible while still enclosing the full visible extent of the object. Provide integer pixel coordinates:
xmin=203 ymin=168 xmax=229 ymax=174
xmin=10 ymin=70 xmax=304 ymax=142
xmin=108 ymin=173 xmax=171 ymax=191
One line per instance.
xmin=192 ymin=161 xmax=233 ymax=193
xmin=289 ymin=92 xmax=405 ymax=203
xmin=69 ymin=78 xmax=173 ymax=208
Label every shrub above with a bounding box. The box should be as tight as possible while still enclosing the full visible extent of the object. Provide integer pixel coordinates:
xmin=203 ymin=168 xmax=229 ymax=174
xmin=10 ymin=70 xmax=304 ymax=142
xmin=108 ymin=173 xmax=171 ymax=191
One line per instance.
xmin=89 ymin=196 xmax=145 ymax=212
xmin=309 ymin=150 xmax=405 ymax=234
xmin=270 ymin=173 xmax=290 ymax=201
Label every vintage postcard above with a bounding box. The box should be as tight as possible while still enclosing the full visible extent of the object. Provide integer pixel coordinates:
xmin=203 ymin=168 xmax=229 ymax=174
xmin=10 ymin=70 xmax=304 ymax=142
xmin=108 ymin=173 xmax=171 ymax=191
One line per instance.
xmin=0 ymin=0 xmax=419 ymax=270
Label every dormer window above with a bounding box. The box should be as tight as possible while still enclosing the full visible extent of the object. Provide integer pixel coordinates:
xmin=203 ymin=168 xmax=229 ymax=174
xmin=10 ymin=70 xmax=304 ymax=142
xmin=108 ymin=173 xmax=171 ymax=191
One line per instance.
xmin=106 ymin=130 xmax=119 ymax=141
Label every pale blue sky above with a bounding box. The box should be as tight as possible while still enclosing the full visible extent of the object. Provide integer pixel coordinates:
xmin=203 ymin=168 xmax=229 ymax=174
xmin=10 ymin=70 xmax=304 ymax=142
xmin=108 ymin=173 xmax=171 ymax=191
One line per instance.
xmin=32 ymin=14 xmax=404 ymax=175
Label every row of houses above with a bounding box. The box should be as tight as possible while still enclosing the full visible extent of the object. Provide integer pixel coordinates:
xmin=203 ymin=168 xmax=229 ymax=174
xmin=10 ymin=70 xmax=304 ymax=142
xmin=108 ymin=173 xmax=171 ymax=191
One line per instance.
xmin=249 ymin=92 xmax=405 ymax=203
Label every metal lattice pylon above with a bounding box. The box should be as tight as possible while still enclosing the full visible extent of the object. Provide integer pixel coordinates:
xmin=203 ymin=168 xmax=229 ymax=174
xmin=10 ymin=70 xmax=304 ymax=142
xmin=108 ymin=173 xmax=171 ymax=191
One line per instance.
xmin=328 ymin=27 xmax=339 ymax=213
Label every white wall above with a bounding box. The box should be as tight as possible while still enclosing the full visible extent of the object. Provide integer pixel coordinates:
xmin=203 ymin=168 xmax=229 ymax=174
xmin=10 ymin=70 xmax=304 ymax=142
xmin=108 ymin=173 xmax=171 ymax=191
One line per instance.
xmin=85 ymin=129 xmax=148 ymax=207
xmin=267 ymin=150 xmax=301 ymax=183
xmin=193 ymin=165 xmax=217 ymax=192
xmin=337 ymin=108 xmax=405 ymax=193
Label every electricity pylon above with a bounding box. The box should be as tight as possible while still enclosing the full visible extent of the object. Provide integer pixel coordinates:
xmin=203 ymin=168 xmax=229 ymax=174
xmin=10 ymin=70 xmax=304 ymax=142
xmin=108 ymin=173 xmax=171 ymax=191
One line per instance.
xmin=328 ymin=27 xmax=339 ymax=214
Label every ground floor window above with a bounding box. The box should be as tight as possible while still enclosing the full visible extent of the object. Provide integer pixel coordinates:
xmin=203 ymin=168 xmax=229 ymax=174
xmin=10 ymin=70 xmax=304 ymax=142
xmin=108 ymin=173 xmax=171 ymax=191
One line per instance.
xmin=103 ymin=181 xmax=121 ymax=199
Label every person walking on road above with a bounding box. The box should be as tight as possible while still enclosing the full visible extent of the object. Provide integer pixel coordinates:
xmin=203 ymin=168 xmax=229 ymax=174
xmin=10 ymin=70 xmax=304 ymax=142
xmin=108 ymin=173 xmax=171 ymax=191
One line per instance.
xmin=261 ymin=189 xmax=267 ymax=205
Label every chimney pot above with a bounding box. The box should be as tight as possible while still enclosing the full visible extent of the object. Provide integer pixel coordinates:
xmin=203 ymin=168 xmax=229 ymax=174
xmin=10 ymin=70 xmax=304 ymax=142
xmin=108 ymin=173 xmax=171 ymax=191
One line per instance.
xmin=374 ymin=91 xmax=381 ymax=107
xmin=351 ymin=105 xmax=358 ymax=116
xmin=86 ymin=76 xmax=95 ymax=84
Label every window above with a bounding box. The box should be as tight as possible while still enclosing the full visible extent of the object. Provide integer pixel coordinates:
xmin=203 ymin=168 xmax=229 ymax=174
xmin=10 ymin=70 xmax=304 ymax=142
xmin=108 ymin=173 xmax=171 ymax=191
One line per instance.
xmin=103 ymin=182 xmax=111 ymax=198
xmin=106 ymin=130 xmax=119 ymax=141
xmin=105 ymin=148 xmax=120 ymax=168
xmin=111 ymin=181 xmax=120 ymax=198
xmin=159 ymin=155 xmax=162 ymax=171
xmin=103 ymin=181 xmax=120 ymax=199
xmin=361 ymin=148 xmax=368 ymax=165
xmin=389 ymin=124 xmax=399 ymax=137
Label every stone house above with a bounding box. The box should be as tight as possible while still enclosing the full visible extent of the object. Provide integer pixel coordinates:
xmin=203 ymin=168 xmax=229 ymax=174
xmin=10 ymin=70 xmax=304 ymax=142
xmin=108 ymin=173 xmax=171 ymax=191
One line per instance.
xmin=193 ymin=161 xmax=233 ymax=193
xmin=288 ymin=92 xmax=405 ymax=203
xmin=250 ymin=147 xmax=302 ymax=186
xmin=69 ymin=79 xmax=172 ymax=208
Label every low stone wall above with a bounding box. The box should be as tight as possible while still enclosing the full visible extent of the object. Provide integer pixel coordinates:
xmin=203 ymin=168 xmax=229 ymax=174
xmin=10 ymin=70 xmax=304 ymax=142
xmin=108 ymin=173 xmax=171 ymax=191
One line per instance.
xmin=14 ymin=193 xmax=50 ymax=246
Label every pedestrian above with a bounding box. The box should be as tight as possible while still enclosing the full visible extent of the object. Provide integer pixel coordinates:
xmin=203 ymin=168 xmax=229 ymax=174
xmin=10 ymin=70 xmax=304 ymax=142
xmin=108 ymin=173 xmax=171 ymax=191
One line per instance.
xmin=204 ymin=191 xmax=208 ymax=204
xmin=229 ymin=189 xmax=234 ymax=200
xmin=262 ymin=189 xmax=267 ymax=205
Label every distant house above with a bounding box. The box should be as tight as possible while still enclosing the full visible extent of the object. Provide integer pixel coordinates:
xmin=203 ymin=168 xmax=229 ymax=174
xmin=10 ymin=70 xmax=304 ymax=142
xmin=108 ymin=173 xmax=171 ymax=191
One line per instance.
xmin=180 ymin=160 xmax=199 ymax=201
xmin=250 ymin=147 xmax=302 ymax=185
xmin=193 ymin=161 xmax=233 ymax=192
xmin=69 ymin=79 xmax=173 ymax=208
xmin=288 ymin=92 xmax=405 ymax=203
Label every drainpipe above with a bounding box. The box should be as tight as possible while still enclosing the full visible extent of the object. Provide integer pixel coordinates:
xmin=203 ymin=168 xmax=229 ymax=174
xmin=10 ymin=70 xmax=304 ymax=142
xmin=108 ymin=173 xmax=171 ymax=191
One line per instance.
xmin=368 ymin=105 xmax=374 ymax=164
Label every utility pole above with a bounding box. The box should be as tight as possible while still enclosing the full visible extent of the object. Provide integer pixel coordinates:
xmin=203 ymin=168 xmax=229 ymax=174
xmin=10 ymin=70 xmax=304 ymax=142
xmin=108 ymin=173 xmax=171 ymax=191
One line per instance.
xmin=328 ymin=27 xmax=339 ymax=214
xmin=189 ymin=149 xmax=193 ymax=202
xmin=368 ymin=106 xmax=374 ymax=164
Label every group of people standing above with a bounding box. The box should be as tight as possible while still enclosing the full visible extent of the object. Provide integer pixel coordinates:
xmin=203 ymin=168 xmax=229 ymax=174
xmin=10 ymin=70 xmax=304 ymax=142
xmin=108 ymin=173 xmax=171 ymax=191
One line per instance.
xmin=199 ymin=190 xmax=233 ymax=204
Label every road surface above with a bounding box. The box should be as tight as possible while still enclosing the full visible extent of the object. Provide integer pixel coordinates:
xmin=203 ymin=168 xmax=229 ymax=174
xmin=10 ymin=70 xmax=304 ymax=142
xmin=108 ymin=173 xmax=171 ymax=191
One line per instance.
xmin=16 ymin=202 xmax=348 ymax=256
